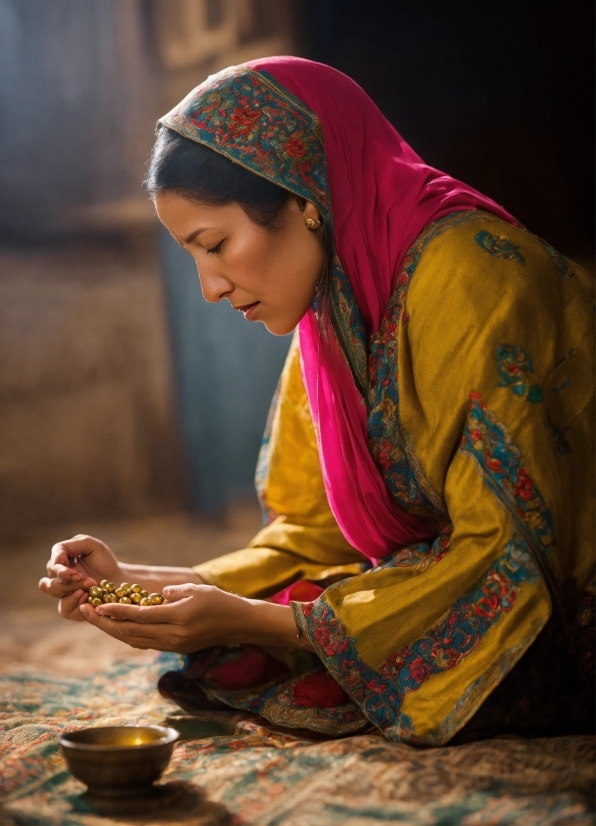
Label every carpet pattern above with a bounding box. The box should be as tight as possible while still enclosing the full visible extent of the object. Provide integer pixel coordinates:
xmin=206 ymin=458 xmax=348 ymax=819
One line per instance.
xmin=1 ymin=655 xmax=594 ymax=825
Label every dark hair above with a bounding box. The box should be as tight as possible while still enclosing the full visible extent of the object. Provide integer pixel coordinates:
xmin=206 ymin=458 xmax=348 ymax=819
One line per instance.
xmin=145 ymin=126 xmax=292 ymax=229
xmin=146 ymin=125 xmax=334 ymax=327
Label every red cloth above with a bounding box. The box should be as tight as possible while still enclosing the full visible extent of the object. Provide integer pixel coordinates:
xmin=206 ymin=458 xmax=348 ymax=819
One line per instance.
xmin=248 ymin=57 xmax=517 ymax=560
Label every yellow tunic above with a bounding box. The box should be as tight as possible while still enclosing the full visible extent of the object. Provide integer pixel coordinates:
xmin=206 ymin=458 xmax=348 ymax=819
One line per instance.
xmin=194 ymin=212 xmax=594 ymax=744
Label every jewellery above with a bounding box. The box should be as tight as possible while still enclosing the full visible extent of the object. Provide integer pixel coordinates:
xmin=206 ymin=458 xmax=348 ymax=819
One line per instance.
xmin=305 ymin=217 xmax=321 ymax=230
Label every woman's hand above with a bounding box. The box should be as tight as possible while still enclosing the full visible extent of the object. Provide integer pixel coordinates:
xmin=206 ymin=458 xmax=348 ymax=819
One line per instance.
xmin=38 ymin=535 xmax=123 ymax=622
xmin=79 ymin=583 xmax=313 ymax=653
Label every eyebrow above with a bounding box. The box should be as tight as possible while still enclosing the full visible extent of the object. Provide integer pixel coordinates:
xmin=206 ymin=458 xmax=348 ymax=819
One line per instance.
xmin=182 ymin=227 xmax=210 ymax=245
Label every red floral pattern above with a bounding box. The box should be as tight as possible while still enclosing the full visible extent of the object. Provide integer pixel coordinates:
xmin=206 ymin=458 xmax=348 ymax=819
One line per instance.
xmin=160 ymin=67 xmax=330 ymax=220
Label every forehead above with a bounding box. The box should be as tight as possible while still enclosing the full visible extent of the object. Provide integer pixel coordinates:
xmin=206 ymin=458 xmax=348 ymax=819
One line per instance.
xmin=153 ymin=193 xmax=253 ymax=245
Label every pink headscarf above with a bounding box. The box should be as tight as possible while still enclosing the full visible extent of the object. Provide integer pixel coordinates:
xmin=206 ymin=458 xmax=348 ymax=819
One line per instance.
xmin=246 ymin=57 xmax=516 ymax=560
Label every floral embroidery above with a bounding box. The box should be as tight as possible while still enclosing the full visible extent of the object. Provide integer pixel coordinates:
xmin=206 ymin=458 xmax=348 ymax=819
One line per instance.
xmin=373 ymin=525 xmax=452 ymax=571
xmin=475 ymin=230 xmax=525 ymax=264
xmin=299 ymin=535 xmax=539 ymax=741
xmin=363 ymin=211 xmax=507 ymax=516
xmin=497 ymin=344 xmax=544 ymax=403
xmin=177 ymin=645 xmax=367 ymax=735
xmin=160 ymin=67 xmax=331 ymax=221
xmin=460 ymin=393 xmax=556 ymax=553
xmin=538 ymin=237 xmax=575 ymax=278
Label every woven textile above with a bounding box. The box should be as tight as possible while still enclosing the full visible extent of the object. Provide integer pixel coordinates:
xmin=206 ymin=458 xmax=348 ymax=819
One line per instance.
xmin=1 ymin=656 xmax=593 ymax=825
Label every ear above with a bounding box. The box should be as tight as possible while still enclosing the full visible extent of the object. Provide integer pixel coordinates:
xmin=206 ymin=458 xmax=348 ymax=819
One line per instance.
xmin=302 ymin=200 xmax=322 ymax=224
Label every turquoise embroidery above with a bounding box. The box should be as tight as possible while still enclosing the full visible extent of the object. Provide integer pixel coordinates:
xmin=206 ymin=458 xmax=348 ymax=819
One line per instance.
xmin=475 ymin=230 xmax=525 ymax=264
xmin=460 ymin=393 xmax=556 ymax=553
xmin=302 ymin=535 xmax=539 ymax=743
xmin=497 ymin=344 xmax=544 ymax=403
xmin=364 ymin=211 xmax=508 ymax=516
xmin=538 ymin=238 xmax=575 ymax=279
xmin=161 ymin=67 xmax=331 ymax=222
xmin=373 ymin=528 xmax=451 ymax=571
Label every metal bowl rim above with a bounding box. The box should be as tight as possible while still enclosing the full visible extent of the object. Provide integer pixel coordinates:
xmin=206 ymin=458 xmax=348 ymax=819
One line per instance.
xmin=59 ymin=724 xmax=179 ymax=751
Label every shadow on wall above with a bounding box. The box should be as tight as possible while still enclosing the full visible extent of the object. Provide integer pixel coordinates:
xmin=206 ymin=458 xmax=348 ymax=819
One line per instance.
xmin=302 ymin=0 xmax=594 ymax=258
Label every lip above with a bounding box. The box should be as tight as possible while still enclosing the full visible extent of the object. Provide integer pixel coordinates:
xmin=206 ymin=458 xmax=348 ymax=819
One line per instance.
xmin=234 ymin=301 xmax=260 ymax=319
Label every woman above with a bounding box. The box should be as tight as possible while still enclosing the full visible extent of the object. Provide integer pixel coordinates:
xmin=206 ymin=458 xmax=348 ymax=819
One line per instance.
xmin=39 ymin=57 xmax=594 ymax=745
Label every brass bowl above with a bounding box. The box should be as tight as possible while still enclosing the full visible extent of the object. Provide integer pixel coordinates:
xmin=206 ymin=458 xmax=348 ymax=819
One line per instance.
xmin=59 ymin=725 xmax=179 ymax=799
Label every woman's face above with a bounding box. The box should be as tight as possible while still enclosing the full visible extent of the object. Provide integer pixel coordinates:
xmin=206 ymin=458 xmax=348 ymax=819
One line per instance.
xmin=154 ymin=191 xmax=325 ymax=336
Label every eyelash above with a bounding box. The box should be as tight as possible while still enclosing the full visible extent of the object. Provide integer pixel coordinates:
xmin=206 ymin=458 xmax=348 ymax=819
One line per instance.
xmin=206 ymin=241 xmax=223 ymax=255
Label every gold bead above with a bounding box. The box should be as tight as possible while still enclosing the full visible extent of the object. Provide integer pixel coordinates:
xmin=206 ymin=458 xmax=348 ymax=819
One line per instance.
xmin=88 ymin=586 xmax=103 ymax=600
xmin=131 ymin=593 xmax=142 ymax=604
xmin=115 ymin=588 xmax=127 ymax=599
xmin=130 ymin=584 xmax=142 ymax=594
xmin=91 ymin=598 xmax=102 ymax=608
xmin=139 ymin=597 xmax=152 ymax=606
xmin=119 ymin=596 xmax=131 ymax=604
xmin=105 ymin=582 xmax=115 ymax=593
xmin=149 ymin=593 xmax=164 ymax=605
xmin=305 ymin=217 xmax=321 ymax=230
xmin=99 ymin=580 xmax=108 ymax=588
xmin=119 ymin=583 xmax=131 ymax=592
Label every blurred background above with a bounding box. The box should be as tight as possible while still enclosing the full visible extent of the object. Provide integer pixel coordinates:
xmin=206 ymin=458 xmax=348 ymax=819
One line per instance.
xmin=0 ymin=0 xmax=593 ymax=659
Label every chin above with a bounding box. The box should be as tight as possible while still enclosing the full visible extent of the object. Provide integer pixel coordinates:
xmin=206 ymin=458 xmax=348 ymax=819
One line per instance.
xmin=262 ymin=313 xmax=302 ymax=336
xmin=262 ymin=320 xmax=297 ymax=336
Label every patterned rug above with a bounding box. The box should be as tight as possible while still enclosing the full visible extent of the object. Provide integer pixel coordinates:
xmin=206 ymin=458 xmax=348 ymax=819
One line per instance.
xmin=1 ymin=655 xmax=594 ymax=825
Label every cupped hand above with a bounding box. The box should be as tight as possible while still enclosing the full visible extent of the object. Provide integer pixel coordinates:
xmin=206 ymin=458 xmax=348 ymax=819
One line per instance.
xmin=39 ymin=535 xmax=123 ymax=622
xmin=79 ymin=583 xmax=250 ymax=653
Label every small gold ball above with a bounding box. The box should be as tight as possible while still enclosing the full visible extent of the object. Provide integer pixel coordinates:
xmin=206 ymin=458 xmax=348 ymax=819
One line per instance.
xmin=119 ymin=583 xmax=131 ymax=592
xmin=115 ymin=588 xmax=127 ymax=599
xmin=91 ymin=598 xmax=103 ymax=608
xmin=105 ymin=582 xmax=115 ymax=593
xmin=140 ymin=590 xmax=149 ymax=598
xmin=99 ymin=580 xmax=108 ymax=588
xmin=131 ymin=593 xmax=142 ymax=604
xmin=88 ymin=586 xmax=103 ymax=599
xmin=149 ymin=593 xmax=164 ymax=605
xmin=139 ymin=597 xmax=152 ymax=606
xmin=119 ymin=596 xmax=131 ymax=604
xmin=130 ymin=584 xmax=142 ymax=594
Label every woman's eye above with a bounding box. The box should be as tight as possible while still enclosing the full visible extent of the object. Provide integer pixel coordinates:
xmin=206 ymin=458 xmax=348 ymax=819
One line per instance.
xmin=206 ymin=241 xmax=224 ymax=255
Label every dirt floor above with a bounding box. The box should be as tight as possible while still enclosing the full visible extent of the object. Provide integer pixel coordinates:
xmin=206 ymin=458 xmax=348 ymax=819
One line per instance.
xmin=0 ymin=501 xmax=262 ymax=676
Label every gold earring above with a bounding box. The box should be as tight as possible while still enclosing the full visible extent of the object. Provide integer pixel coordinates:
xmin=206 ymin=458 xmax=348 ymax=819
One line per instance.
xmin=305 ymin=217 xmax=321 ymax=230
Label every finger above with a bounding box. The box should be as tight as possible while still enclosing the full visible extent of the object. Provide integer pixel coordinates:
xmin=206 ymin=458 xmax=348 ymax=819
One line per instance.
xmin=80 ymin=606 xmax=173 ymax=649
xmin=162 ymin=583 xmax=204 ymax=602
xmin=57 ymin=567 xmax=91 ymax=584
xmin=58 ymin=590 xmax=88 ymax=622
xmin=49 ymin=536 xmax=105 ymax=570
xmin=39 ymin=576 xmax=96 ymax=599
xmin=94 ymin=599 xmax=190 ymax=624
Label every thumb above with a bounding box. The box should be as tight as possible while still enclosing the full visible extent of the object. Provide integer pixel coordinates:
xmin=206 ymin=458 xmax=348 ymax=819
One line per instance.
xmin=162 ymin=582 xmax=204 ymax=602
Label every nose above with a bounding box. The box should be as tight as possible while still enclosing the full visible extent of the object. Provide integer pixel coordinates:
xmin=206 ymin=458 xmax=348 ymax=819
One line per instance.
xmin=195 ymin=260 xmax=233 ymax=304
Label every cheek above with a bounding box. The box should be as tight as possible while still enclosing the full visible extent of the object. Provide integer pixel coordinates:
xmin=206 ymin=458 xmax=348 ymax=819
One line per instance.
xmin=229 ymin=231 xmax=274 ymax=286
